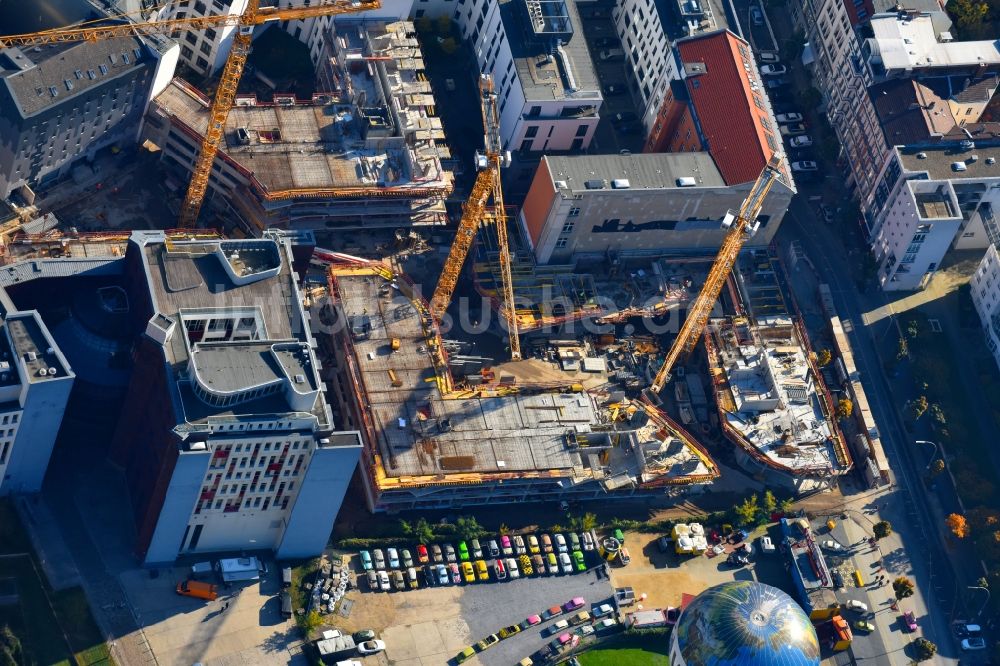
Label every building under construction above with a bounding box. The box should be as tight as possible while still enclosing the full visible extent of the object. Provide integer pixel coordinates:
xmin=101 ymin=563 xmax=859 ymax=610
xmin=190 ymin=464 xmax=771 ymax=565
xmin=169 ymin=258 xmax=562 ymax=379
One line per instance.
xmin=705 ymin=314 xmax=852 ymax=493
xmin=140 ymin=21 xmax=453 ymax=234
xmin=320 ymin=257 xmax=719 ymax=512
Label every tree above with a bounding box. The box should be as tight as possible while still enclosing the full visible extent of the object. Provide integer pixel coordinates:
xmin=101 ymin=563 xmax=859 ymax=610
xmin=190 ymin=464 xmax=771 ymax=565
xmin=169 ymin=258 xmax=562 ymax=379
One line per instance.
xmin=436 ymin=15 xmax=453 ymax=35
xmin=946 ymin=513 xmax=970 ymax=539
xmin=0 ymin=626 xmax=20 ymax=666
xmin=906 ymin=319 xmax=920 ymax=339
xmin=873 ymin=520 xmax=892 ymax=540
xmin=779 ymin=497 xmax=795 ymax=513
xmin=733 ymin=494 xmax=761 ymax=527
xmin=817 ymin=349 xmax=832 ymax=367
xmin=301 ymin=609 xmax=323 ymax=634
xmin=498 ymin=523 xmax=510 ymax=535
xmin=929 ymin=459 xmax=945 ymax=477
xmin=950 ymin=0 xmax=988 ymax=34
xmin=398 ymin=519 xmax=413 ymax=536
xmin=455 ymin=516 xmax=485 ymax=541
xmin=440 ymin=37 xmax=459 ymax=55
xmin=581 ymin=513 xmax=598 ymax=531
xmin=914 ymin=637 xmax=937 ymax=661
xmin=892 ymin=576 xmax=915 ymax=600
xmin=413 ymin=518 xmax=435 ymax=544
xmin=909 ymin=395 xmax=929 ymax=420
xmin=763 ymin=490 xmax=778 ymax=516
xmin=897 ymin=336 xmax=910 ymax=361
xmin=836 ymin=398 xmax=854 ymax=419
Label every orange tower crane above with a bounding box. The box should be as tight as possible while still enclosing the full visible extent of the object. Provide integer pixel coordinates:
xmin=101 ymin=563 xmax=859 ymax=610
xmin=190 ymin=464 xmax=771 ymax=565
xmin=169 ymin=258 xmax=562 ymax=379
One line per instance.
xmin=429 ymin=75 xmax=521 ymax=360
xmin=0 ymin=0 xmax=380 ymax=228
xmin=649 ymin=153 xmax=784 ymax=393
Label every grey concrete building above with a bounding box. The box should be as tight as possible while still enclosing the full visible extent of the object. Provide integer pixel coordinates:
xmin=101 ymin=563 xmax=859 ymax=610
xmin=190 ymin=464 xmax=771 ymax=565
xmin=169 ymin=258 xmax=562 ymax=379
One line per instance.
xmin=519 ymin=153 xmax=794 ymax=264
xmin=0 ymin=35 xmax=178 ymax=201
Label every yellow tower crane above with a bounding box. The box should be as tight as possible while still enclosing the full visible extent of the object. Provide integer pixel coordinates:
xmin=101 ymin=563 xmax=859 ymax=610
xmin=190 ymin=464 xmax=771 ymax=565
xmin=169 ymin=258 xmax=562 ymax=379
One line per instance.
xmin=649 ymin=153 xmax=784 ymax=393
xmin=0 ymin=0 xmax=380 ymax=228
xmin=429 ymin=74 xmax=521 ymax=360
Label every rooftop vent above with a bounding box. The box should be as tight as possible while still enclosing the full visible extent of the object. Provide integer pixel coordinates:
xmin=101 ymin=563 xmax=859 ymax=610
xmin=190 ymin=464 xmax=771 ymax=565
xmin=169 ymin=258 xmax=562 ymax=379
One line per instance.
xmin=294 ymin=374 xmax=306 ymax=384
xmin=554 ymin=180 xmax=568 ymax=189
xmin=26 ymin=351 xmax=36 ymax=361
xmin=676 ymin=177 xmax=697 ymax=187
xmin=611 ymin=178 xmax=631 ymax=189
xmin=584 ymin=179 xmax=605 ymax=189
xmin=916 ymin=152 xmax=927 ymax=159
xmin=99 ymin=64 xmax=108 ymax=75
xmin=952 ymin=162 xmax=968 ymax=172
xmin=988 ymin=157 xmax=996 ymax=165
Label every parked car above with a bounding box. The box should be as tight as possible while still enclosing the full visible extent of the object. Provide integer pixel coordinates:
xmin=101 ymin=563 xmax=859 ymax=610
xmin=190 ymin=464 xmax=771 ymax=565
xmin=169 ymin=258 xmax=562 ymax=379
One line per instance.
xmin=377 ymin=570 xmax=391 ymax=591
xmin=903 ymin=611 xmax=918 ymax=632
xmin=547 ymin=553 xmax=560 ymax=575
xmin=387 ymin=548 xmax=400 ymax=569
xmin=775 ymin=112 xmax=803 ymax=123
xmin=461 ymin=561 xmax=475 ymax=583
xmin=780 ymin=123 xmax=807 ymax=136
xmin=444 ymin=544 xmax=457 ymax=562
xmin=474 ymin=560 xmax=489 ymax=581
xmin=520 ymin=614 xmax=542 ymax=630
xmin=572 ymin=551 xmax=587 ymax=572
xmin=458 ymin=541 xmax=470 ymax=561
xmin=366 ymin=570 xmax=378 ymax=590
xmin=593 ymin=603 xmax=614 ymax=618
xmin=456 ymin=647 xmax=476 ymax=663
xmin=954 ymin=623 xmax=982 ymax=638
xmin=568 ymin=533 xmax=581 ymax=551
xmin=760 ymin=64 xmax=786 ymax=76
xmin=821 ymin=540 xmax=843 ymax=551
xmin=494 ymin=558 xmax=507 ymax=581
xmin=476 ymin=634 xmax=501 ymax=651
xmin=541 ymin=605 xmax=564 ymax=621
xmin=854 ymin=620 xmax=875 ymax=633
xmin=599 ymin=48 xmax=625 ymax=60
xmin=431 ymin=544 xmax=443 ymax=562
xmin=528 ymin=535 xmax=541 ymax=554
xmin=519 ymin=554 xmax=534 ymax=576
xmin=596 ymin=617 xmax=617 ymax=632
xmin=789 ymin=135 xmax=813 ymax=147
xmin=358 ymin=639 xmax=386 ymax=655
xmin=470 ymin=539 xmax=483 ymax=559
xmin=545 ymin=619 xmax=571 ymax=637
xmin=448 ymin=562 xmax=461 ymax=584
xmin=750 ymin=5 xmax=764 ymax=24
xmin=563 ymin=597 xmax=586 ymax=612
xmin=559 ymin=553 xmax=573 ymax=574
xmin=963 ymin=637 xmax=987 ymax=651
xmin=759 ymin=536 xmax=775 ymax=553
xmin=501 ymin=535 xmax=514 ymax=556
xmin=555 ymin=534 xmax=568 ymax=553
xmin=582 ymin=532 xmax=595 ymax=551
xmin=359 ymin=550 xmax=373 ymax=571
xmin=513 ymin=535 xmax=527 ymax=555
xmin=353 ymin=629 xmax=376 ymax=642
xmin=541 ymin=534 xmax=554 ymax=553
xmin=488 ymin=540 xmax=501 ymax=558
xmin=416 ymin=544 xmax=429 ymax=564
xmin=759 ymin=52 xmax=779 ymax=64
xmin=435 ymin=564 xmax=449 ymax=586
xmin=792 ymin=161 xmax=818 ymax=172
xmin=391 ymin=570 xmax=405 ymax=591
xmin=602 ymin=83 xmax=627 ymax=96
xmin=401 ymin=549 xmax=413 ymax=568
xmin=845 ymin=599 xmax=869 ymax=613
xmin=373 ymin=549 xmax=386 ymax=569
xmin=578 ymin=625 xmax=595 ymax=637
xmin=499 ymin=624 xmax=522 ymax=639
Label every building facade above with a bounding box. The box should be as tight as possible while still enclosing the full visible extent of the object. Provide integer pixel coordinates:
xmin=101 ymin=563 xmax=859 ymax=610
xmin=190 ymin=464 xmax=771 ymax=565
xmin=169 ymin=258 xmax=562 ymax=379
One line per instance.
xmin=520 ymin=153 xmax=794 ymax=264
xmin=611 ymin=0 xmax=678 ymax=132
xmin=971 ymin=244 xmax=1000 ymax=371
xmin=0 ymin=36 xmax=178 ymax=200
xmin=110 ymin=232 xmax=361 ymax=564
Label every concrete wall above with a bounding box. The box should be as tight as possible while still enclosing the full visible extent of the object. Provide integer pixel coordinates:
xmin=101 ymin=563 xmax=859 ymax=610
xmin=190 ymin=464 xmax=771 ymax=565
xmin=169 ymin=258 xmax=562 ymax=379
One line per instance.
xmin=145 ymin=447 xmax=208 ymax=565
xmin=277 ymin=433 xmax=362 ymax=559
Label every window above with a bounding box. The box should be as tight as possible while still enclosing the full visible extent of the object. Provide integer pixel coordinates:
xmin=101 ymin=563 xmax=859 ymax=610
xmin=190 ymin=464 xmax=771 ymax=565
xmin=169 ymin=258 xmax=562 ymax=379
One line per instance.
xmin=415 ymin=8 xmax=425 ymax=16
xmin=562 ymin=221 xmax=575 ymax=233
xmin=524 ymin=125 xmax=539 ymax=138
xmin=200 ymin=42 xmax=212 ymax=55
xmin=575 ymin=124 xmax=587 ymax=137
xmin=555 ymin=238 xmax=568 ymax=249
xmin=520 ymin=139 xmax=533 ymax=152
xmin=185 ymin=32 xmax=198 ymax=45
xmin=568 ymin=207 xmax=580 ymax=217
xmin=571 ymin=138 xmax=584 ymax=150
xmin=194 ymin=0 xmax=207 ymax=12
xmin=205 ymin=28 xmax=217 ymax=40
xmin=528 ymin=106 xmax=541 ymax=117
xmin=196 ymin=56 xmax=209 ymax=69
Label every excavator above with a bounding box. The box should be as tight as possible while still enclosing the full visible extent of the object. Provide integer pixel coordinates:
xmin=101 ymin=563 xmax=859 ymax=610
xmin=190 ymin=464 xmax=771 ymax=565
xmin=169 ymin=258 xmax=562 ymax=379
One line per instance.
xmin=0 ymin=0 xmax=380 ymax=228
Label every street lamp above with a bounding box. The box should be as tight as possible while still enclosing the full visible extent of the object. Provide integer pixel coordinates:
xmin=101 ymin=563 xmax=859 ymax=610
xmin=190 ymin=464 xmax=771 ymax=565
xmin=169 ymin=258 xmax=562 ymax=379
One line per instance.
xmin=915 ymin=440 xmax=941 ymax=470
xmin=969 ymin=585 xmax=991 ymax=619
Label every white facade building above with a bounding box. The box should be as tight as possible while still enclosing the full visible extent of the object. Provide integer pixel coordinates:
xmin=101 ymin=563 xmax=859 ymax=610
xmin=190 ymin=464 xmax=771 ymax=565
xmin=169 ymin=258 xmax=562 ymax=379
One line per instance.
xmin=971 ymin=244 xmax=1000 ymax=371
xmin=868 ymin=145 xmax=1000 ymax=290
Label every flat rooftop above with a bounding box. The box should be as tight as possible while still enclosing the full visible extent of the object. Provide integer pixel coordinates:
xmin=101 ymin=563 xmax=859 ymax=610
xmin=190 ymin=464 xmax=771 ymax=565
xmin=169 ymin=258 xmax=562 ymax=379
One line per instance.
xmin=914 ymin=190 xmax=957 ymax=218
xmin=543 ymin=152 xmax=725 ymax=192
xmin=153 ymin=77 xmax=450 ymax=196
xmin=898 ymin=145 xmax=1000 ymax=180
xmin=335 ymin=270 xmax=714 ymax=487
xmin=869 ymin=12 xmax=1000 ymax=70
xmin=501 ymin=0 xmax=601 ymax=101
xmin=6 ymin=313 xmax=68 ymax=383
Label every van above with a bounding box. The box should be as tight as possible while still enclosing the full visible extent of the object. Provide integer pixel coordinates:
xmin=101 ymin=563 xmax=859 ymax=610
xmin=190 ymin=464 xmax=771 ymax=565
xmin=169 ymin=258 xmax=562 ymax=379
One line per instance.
xmin=176 ymin=579 xmax=218 ymax=601
xmin=281 ymin=566 xmax=292 ymax=588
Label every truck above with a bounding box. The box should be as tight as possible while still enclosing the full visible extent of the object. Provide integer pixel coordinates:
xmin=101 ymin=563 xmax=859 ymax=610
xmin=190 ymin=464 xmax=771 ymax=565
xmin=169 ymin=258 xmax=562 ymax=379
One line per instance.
xmin=176 ymin=579 xmax=218 ymax=601
xmin=316 ymin=635 xmax=358 ymax=663
xmin=216 ymin=557 xmax=262 ymax=583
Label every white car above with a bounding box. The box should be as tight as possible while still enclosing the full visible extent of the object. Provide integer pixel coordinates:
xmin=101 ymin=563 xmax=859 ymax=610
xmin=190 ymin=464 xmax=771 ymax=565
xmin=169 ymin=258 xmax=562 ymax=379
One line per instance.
xmin=845 ymin=599 xmax=869 ymax=613
xmin=759 ymin=536 xmax=775 ymax=553
xmin=578 ymin=625 xmax=595 ymax=636
xmin=386 ymin=548 xmax=400 ymax=569
xmin=775 ymin=113 xmax=803 ymax=124
xmin=506 ymin=557 xmax=521 ymax=579
xmin=760 ymin=64 xmax=786 ymax=76
xmin=593 ymin=603 xmax=614 ymax=618
xmin=789 ymin=135 xmax=813 ymax=147
xmin=357 ymin=639 xmax=386 ymax=655
xmin=559 ymin=552 xmax=573 ymax=574
xmin=821 ymin=540 xmax=843 ymax=551
xmin=750 ymin=5 xmax=764 ymax=24
xmin=792 ymin=161 xmax=818 ymax=172
xmin=555 ymin=534 xmax=568 ymax=553
xmin=962 ymin=637 xmax=987 ymax=651
xmin=377 ymin=570 xmax=390 ymax=592
xmin=759 ymin=52 xmax=779 ymax=64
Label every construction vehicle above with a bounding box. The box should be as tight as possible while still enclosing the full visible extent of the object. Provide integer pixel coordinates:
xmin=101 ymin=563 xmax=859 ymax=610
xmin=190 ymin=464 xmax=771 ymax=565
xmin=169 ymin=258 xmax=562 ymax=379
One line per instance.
xmin=649 ymin=154 xmax=784 ymax=393
xmin=428 ymin=75 xmax=521 ymax=360
xmin=0 ymin=0 xmax=380 ymax=229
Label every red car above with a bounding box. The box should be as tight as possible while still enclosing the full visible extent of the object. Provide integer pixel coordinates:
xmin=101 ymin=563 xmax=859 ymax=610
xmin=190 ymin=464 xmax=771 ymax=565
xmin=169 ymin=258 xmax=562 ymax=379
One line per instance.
xmin=417 ymin=544 xmax=429 ymax=564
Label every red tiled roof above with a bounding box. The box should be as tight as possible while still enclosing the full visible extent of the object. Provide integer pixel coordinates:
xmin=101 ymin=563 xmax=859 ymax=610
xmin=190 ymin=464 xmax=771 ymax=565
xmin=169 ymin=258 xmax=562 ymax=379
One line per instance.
xmin=677 ymin=30 xmax=777 ymax=185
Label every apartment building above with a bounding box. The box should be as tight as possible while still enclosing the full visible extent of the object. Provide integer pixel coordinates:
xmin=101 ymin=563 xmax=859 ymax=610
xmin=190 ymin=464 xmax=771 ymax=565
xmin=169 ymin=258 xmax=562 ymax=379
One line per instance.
xmin=0 ymin=36 xmax=178 ymax=200
xmin=971 ymin=244 xmax=1000 ymax=371
xmin=520 ymin=152 xmax=794 ymax=263
xmin=107 ymin=232 xmax=361 ymax=565
xmin=867 ymin=145 xmax=1000 ymax=290
xmin=791 ymin=0 xmax=886 ymax=199
xmin=0 ymin=306 xmax=75 ymax=495
xmin=141 ymin=22 xmax=453 ymax=232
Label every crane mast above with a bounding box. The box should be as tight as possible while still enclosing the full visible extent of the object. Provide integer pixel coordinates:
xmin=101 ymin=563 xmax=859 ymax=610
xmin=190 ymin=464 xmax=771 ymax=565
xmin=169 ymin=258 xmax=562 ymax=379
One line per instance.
xmin=429 ymin=75 xmax=521 ymax=360
xmin=650 ymin=153 xmax=784 ymax=393
xmin=0 ymin=0 xmax=380 ymax=228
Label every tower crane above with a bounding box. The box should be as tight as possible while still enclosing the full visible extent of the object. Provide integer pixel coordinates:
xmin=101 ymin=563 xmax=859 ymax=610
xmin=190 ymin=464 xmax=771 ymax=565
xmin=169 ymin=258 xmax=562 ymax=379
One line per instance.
xmin=0 ymin=0 xmax=379 ymax=228
xmin=649 ymin=153 xmax=784 ymax=393
xmin=429 ymin=74 xmax=522 ymax=360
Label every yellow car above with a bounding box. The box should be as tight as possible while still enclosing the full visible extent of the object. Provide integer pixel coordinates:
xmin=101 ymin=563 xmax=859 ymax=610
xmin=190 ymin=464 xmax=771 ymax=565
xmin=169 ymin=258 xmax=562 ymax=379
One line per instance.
xmin=456 ymin=647 xmax=476 ymax=663
xmin=528 ymin=535 xmax=541 ymax=554
xmin=474 ymin=559 xmax=489 ymax=581
xmin=461 ymin=561 xmax=475 ymax=583
xmin=518 ymin=554 xmax=534 ymax=576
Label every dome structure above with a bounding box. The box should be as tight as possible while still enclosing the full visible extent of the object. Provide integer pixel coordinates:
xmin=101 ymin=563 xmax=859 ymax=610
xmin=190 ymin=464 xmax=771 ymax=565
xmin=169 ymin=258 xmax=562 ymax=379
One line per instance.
xmin=670 ymin=581 xmax=820 ymax=666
